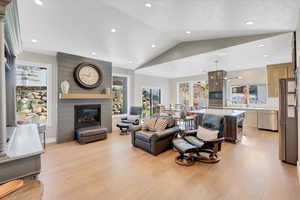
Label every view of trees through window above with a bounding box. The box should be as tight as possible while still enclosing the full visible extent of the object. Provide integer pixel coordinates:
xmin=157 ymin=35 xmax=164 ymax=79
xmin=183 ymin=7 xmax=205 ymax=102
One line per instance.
xmin=16 ymin=65 xmax=48 ymax=124
xmin=178 ymin=81 xmax=208 ymax=107
xmin=178 ymin=82 xmax=190 ymax=106
xmin=112 ymin=76 xmax=128 ymax=115
xmin=142 ymin=88 xmax=161 ymax=118
xmin=192 ymin=81 xmax=209 ymax=108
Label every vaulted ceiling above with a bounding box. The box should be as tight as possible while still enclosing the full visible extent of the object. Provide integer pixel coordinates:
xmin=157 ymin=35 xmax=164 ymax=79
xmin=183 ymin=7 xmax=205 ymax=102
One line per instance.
xmin=18 ymin=0 xmax=300 ymax=69
xmin=135 ymin=33 xmax=293 ymax=78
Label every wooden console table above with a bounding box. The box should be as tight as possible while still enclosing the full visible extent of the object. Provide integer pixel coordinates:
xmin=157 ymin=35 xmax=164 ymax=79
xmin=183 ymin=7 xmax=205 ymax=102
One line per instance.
xmin=2 ymin=180 xmax=43 ymax=200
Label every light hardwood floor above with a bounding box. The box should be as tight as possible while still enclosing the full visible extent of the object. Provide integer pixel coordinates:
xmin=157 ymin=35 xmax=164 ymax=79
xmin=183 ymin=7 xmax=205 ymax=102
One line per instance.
xmin=40 ymin=128 xmax=300 ymax=200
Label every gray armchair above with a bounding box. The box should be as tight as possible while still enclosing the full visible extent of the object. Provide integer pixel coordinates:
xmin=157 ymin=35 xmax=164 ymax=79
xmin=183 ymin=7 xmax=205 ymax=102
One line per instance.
xmin=121 ymin=106 xmax=142 ymax=125
xmin=129 ymin=118 xmax=180 ymax=155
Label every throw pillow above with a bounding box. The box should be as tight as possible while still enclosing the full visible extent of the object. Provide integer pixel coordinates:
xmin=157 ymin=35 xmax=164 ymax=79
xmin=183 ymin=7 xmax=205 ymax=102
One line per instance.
xmin=143 ymin=118 xmax=157 ymax=131
xmin=197 ymin=126 xmax=219 ymax=141
xmin=154 ymin=118 xmax=169 ymax=131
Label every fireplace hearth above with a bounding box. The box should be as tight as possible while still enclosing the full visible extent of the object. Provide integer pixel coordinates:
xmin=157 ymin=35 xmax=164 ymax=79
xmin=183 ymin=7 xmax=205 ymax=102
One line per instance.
xmin=74 ymin=104 xmax=101 ymax=129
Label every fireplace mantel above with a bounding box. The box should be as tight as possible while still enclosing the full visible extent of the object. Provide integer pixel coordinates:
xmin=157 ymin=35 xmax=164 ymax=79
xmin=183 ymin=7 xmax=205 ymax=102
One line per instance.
xmin=59 ymin=93 xmax=112 ymax=100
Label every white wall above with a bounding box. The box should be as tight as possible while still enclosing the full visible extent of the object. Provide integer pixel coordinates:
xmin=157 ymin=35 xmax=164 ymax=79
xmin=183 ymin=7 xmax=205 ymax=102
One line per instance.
xmin=111 ymin=67 xmax=135 ymax=131
xmin=112 ymin=67 xmax=135 ymax=107
xmin=134 ymin=74 xmax=171 ymax=106
xmin=16 ymin=51 xmax=58 ymax=143
xmin=111 ymin=70 xmax=171 ymax=130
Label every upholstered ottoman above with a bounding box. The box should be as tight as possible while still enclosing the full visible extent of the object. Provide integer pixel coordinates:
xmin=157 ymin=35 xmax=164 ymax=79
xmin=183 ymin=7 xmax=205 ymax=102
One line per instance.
xmin=75 ymin=126 xmax=107 ymax=144
xmin=172 ymin=138 xmax=200 ymax=166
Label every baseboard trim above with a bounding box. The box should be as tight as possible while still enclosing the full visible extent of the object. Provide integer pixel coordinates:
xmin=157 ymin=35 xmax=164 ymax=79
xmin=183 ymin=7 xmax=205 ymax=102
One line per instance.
xmin=46 ymin=137 xmax=57 ymax=144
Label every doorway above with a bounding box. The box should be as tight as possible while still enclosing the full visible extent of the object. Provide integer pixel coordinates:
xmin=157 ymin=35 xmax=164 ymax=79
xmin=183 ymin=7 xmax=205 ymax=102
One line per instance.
xmin=142 ymin=88 xmax=161 ymax=118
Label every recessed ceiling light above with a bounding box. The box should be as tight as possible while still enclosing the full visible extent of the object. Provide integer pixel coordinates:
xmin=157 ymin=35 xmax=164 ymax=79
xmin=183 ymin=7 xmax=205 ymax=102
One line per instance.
xmin=264 ymin=54 xmax=269 ymax=57
xmin=151 ymin=44 xmax=156 ymax=48
xmin=186 ymin=31 xmax=191 ymax=34
xmin=245 ymin=21 xmax=254 ymax=25
xmin=34 ymin=0 xmax=43 ymax=6
xmin=257 ymin=44 xmax=264 ymax=47
xmin=91 ymin=52 xmax=96 ymax=56
xmin=111 ymin=28 xmax=117 ymax=33
xmin=128 ymin=61 xmax=133 ymax=64
xmin=31 ymin=39 xmax=38 ymax=43
xmin=145 ymin=3 xmax=152 ymax=8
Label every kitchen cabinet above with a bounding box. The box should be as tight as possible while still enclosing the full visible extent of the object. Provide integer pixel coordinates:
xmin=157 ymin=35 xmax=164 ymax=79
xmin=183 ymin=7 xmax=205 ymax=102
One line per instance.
xmin=257 ymin=110 xmax=278 ymax=131
xmin=267 ymin=63 xmax=294 ymax=97
xmin=245 ymin=110 xmax=258 ymax=128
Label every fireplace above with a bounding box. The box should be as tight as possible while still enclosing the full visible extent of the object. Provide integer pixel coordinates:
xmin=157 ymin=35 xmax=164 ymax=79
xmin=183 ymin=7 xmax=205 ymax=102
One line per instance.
xmin=74 ymin=104 xmax=101 ymax=129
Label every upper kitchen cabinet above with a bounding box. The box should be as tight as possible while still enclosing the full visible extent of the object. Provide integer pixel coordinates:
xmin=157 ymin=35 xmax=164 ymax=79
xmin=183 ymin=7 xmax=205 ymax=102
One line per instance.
xmin=267 ymin=63 xmax=294 ymax=97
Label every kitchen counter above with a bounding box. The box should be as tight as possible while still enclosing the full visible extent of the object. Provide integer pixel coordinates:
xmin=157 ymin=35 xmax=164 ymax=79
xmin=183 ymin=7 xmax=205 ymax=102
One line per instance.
xmin=223 ymin=106 xmax=278 ymax=111
xmin=223 ymin=107 xmax=279 ymax=131
xmin=190 ymin=109 xmax=246 ymax=116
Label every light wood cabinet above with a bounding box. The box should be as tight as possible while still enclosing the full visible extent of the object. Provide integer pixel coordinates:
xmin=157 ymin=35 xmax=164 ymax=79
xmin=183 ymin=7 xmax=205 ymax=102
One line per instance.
xmin=267 ymin=63 xmax=294 ymax=97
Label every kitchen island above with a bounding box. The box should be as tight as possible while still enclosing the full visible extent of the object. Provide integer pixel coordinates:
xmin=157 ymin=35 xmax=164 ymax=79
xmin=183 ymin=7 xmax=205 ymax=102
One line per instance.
xmin=190 ymin=109 xmax=246 ymax=143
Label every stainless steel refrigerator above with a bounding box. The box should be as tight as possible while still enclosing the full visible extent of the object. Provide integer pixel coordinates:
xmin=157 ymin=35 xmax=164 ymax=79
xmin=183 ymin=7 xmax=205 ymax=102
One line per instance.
xmin=279 ymin=78 xmax=298 ymax=165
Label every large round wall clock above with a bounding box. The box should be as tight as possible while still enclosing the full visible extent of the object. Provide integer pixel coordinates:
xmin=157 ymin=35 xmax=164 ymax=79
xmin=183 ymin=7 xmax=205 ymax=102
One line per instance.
xmin=73 ymin=63 xmax=102 ymax=89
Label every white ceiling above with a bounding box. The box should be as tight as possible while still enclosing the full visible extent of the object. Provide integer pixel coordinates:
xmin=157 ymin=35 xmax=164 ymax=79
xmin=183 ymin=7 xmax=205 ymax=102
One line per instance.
xmin=135 ymin=33 xmax=293 ymax=78
xmin=18 ymin=0 xmax=299 ymax=69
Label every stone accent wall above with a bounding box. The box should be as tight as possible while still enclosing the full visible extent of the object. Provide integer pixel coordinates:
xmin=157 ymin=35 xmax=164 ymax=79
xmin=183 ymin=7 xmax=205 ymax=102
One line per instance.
xmin=57 ymin=53 xmax=112 ymax=143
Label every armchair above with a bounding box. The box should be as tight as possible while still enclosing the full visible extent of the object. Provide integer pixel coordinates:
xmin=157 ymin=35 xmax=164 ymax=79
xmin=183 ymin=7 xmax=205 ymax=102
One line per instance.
xmin=172 ymin=114 xmax=224 ymax=166
xmin=121 ymin=106 xmax=142 ymax=125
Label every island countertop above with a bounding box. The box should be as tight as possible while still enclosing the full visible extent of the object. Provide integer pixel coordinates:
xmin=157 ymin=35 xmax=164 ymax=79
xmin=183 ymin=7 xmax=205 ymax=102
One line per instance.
xmin=189 ymin=109 xmax=246 ymax=117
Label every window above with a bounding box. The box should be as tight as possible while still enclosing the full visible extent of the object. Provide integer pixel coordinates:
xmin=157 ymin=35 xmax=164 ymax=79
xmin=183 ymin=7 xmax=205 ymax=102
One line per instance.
xmin=142 ymin=88 xmax=161 ymax=117
xmin=192 ymin=81 xmax=208 ymax=108
xmin=178 ymin=82 xmax=190 ymax=106
xmin=112 ymin=76 xmax=128 ymax=115
xmin=230 ymin=84 xmax=267 ymax=105
xmin=16 ymin=65 xmax=48 ymax=124
xmin=177 ymin=81 xmax=208 ymax=108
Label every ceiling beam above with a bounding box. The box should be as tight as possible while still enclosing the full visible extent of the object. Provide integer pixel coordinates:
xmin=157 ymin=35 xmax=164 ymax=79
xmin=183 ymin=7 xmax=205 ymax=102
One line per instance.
xmin=137 ymin=32 xmax=290 ymax=70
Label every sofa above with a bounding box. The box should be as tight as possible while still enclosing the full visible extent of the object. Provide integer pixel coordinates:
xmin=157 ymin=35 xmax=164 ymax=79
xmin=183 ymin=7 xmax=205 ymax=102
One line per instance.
xmin=129 ymin=116 xmax=180 ymax=155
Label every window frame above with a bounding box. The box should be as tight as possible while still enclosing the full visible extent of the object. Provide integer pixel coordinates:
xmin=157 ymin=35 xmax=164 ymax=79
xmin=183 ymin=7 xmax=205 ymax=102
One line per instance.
xmin=177 ymin=81 xmax=192 ymax=106
xmin=112 ymin=74 xmax=130 ymax=117
xmin=15 ymin=61 xmax=52 ymax=126
xmin=229 ymin=83 xmax=268 ymax=106
xmin=141 ymin=87 xmax=162 ymax=117
xmin=176 ymin=80 xmax=208 ymax=107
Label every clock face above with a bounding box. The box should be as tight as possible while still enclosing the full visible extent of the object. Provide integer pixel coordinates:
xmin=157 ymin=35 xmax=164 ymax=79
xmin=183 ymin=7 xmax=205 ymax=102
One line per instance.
xmin=79 ymin=66 xmax=100 ymax=86
xmin=74 ymin=63 xmax=102 ymax=89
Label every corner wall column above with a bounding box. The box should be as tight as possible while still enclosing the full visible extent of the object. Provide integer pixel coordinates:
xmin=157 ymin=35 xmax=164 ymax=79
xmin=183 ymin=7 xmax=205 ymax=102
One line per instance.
xmin=0 ymin=0 xmax=11 ymax=157
xmin=0 ymin=15 xmax=6 ymax=157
